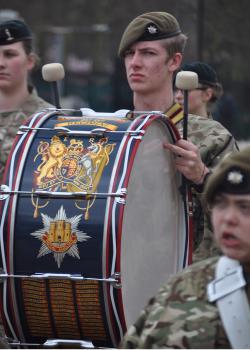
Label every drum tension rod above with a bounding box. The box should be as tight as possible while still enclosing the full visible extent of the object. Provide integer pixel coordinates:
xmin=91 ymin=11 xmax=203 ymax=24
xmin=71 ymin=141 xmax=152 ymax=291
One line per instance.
xmin=7 ymin=339 xmax=95 ymax=349
xmin=35 ymin=189 xmax=127 ymax=199
xmin=55 ymin=126 xmax=144 ymax=137
xmin=18 ymin=125 xmax=145 ymax=137
xmin=0 ymin=185 xmax=127 ymax=201
xmin=0 ymin=272 xmax=122 ymax=289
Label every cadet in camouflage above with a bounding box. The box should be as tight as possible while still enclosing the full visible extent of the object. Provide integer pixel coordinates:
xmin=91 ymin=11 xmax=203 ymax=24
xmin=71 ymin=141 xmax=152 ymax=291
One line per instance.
xmin=174 ymin=61 xmax=223 ymax=118
xmin=0 ymin=19 xmax=53 ymax=182
xmin=118 ymin=11 xmax=238 ymax=262
xmin=121 ymin=146 xmax=250 ymax=348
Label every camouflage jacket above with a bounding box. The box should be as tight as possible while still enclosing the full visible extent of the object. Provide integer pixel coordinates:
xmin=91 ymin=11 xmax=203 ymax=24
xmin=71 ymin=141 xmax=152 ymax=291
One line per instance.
xmin=167 ymin=107 xmax=238 ymax=261
xmin=0 ymin=88 xmax=53 ymax=182
xmin=176 ymin=113 xmax=238 ymax=167
xmin=120 ymin=256 xmax=250 ymax=349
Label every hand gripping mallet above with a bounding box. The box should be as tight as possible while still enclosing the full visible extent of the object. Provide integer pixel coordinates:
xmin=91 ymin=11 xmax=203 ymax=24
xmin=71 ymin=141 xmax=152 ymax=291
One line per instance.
xmin=42 ymin=63 xmax=65 ymax=109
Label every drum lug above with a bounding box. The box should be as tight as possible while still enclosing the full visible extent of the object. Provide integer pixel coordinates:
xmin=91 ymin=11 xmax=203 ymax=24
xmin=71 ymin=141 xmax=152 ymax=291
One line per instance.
xmin=120 ymin=188 xmax=127 ymax=195
xmin=0 ymin=268 xmax=5 ymax=283
xmin=0 ymin=185 xmax=10 ymax=200
xmin=116 ymin=197 xmax=126 ymax=204
xmin=111 ymin=272 xmax=122 ymax=289
xmin=116 ymin=188 xmax=127 ymax=204
xmin=188 ymin=200 xmax=193 ymax=216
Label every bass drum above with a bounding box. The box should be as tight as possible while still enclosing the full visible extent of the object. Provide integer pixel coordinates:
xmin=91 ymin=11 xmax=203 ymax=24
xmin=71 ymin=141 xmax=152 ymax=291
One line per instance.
xmin=0 ymin=109 xmax=191 ymax=348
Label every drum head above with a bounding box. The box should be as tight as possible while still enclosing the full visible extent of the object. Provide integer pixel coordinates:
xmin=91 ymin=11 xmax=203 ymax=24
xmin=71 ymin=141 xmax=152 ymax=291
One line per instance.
xmin=121 ymin=118 xmax=186 ymax=326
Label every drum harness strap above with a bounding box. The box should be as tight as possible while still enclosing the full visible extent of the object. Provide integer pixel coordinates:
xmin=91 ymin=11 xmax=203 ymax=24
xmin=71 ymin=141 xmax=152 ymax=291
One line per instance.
xmin=207 ymin=256 xmax=250 ymax=348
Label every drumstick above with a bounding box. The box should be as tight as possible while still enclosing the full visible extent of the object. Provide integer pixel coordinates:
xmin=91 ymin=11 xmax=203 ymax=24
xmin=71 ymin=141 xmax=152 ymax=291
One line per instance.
xmin=175 ymin=71 xmax=198 ymax=263
xmin=42 ymin=63 xmax=65 ymax=109
xmin=175 ymin=71 xmax=198 ymax=140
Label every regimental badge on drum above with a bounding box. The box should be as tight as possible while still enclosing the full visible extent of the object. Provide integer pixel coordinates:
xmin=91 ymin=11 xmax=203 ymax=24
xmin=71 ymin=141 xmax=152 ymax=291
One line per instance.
xmin=32 ymin=136 xmax=115 ymax=220
xmin=31 ymin=206 xmax=90 ymax=268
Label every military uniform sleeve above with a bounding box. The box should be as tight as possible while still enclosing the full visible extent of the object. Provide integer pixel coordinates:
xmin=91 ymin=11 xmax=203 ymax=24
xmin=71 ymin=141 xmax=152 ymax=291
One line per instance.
xmin=120 ymin=258 xmax=221 ymax=349
xmin=186 ymin=117 xmax=238 ymax=259
xmin=120 ymin=284 xmax=173 ymax=349
xmin=0 ymin=92 xmax=52 ymax=182
xmin=187 ymin=115 xmax=239 ymax=169
xmin=0 ymin=111 xmax=27 ymax=181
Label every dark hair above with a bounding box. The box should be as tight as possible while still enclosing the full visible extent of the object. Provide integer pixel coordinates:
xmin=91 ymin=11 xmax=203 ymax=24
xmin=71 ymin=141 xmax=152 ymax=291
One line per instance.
xmin=21 ymin=38 xmax=33 ymax=54
xmin=21 ymin=38 xmax=40 ymax=68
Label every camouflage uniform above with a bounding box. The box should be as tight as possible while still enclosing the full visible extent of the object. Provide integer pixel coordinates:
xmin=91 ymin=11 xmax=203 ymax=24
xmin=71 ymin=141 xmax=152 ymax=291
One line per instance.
xmin=0 ymin=332 xmax=9 ymax=349
xmin=172 ymin=111 xmax=238 ymax=261
xmin=120 ymin=256 xmax=249 ymax=348
xmin=0 ymin=87 xmax=53 ymax=181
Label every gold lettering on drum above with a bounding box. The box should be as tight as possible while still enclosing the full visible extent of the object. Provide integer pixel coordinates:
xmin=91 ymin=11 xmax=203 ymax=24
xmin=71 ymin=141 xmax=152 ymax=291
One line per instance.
xmin=55 ymin=119 xmax=118 ymax=130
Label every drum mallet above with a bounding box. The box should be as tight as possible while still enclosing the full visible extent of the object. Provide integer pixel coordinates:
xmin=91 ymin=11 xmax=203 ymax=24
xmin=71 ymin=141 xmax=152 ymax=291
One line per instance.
xmin=175 ymin=71 xmax=198 ymax=140
xmin=42 ymin=63 xmax=65 ymax=109
xmin=175 ymin=71 xmax=198 ymax=262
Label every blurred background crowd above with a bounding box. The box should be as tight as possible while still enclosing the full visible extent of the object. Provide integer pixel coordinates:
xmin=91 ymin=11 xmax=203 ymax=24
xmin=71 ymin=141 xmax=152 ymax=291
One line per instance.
xmin=1 ymin=0 xmax=250 ymax=140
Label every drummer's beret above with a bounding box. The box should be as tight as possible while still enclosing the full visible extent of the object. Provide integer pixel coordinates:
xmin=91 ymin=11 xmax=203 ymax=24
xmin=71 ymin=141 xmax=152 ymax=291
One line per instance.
xmin=181 ymin=61 xmax=219 ymax=87
xmin=118 ymin=11 xmax=182 ymax=57
xmin=204 ymin=147 xmax=250 ymax=204
xmin=0 ymin=19 xmax=32 ymax=45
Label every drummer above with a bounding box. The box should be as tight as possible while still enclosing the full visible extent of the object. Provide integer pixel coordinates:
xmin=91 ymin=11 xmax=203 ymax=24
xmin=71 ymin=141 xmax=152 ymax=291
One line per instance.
xmin=118 ymin=11 xmax=238 ymax=261
xmin=0 ymin=19 xmax=53 ymax=182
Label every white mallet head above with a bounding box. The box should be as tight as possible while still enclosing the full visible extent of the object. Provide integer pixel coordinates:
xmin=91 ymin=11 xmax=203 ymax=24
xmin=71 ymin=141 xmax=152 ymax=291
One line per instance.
xmin=175 ymin=71 xmax=199 ymax=91
xmin=42 ymin=63 xmax=65 ymax=82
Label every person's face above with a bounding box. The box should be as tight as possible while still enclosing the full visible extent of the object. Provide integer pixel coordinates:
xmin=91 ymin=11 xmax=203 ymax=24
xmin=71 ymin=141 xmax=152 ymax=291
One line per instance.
xmin=124 ymin=40 xmax=180 ymax=95
xmin=211 ymin=193 xmax=250 ymax=268
xmin=174 ymin=86 xmax=213 ymax=115
xmin=0 ymin=41 xmax=35 ymax=92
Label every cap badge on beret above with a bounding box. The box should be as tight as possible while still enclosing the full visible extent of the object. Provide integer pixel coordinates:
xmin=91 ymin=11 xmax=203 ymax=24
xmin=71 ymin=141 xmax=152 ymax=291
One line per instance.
xmin=147 ymin=24 xmax=158 ymax=35
xmin=5 ymin=29 xmax=14 ymax=41
xmin=227 ymin=170 xmax=244 ymax=184
xmin=0 ymin=20 xmax=32 ymax=46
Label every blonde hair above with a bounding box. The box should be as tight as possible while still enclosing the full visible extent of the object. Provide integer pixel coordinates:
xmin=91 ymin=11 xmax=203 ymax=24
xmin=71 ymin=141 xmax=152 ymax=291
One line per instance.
xmin=160 ymin=33 xmax=188 ymax=58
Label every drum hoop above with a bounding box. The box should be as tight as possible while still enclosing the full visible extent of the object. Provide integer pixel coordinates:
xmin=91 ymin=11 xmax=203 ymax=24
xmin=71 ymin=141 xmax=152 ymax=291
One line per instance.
xmin=102 ymin=113 xmax=188 ymax=342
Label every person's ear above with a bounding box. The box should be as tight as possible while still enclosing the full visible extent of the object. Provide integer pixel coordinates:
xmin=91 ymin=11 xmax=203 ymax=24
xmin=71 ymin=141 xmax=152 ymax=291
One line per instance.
xmin=26 ymin=53 xmax=36 ymax=71
xmin=167 ymin=53 xmax=182 ymax=73
xmin=203 ymin=87 xmax=214 ymax=102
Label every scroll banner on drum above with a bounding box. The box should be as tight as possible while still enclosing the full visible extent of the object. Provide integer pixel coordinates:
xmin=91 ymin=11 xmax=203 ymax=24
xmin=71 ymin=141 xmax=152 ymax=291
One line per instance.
xmin=0 ymin=109 xmax=191 ymax=348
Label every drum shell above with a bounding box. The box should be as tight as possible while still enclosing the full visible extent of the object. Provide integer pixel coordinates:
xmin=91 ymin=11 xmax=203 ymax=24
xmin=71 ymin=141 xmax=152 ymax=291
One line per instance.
xmin=0 ymin=110 xmax=191 ymax=347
